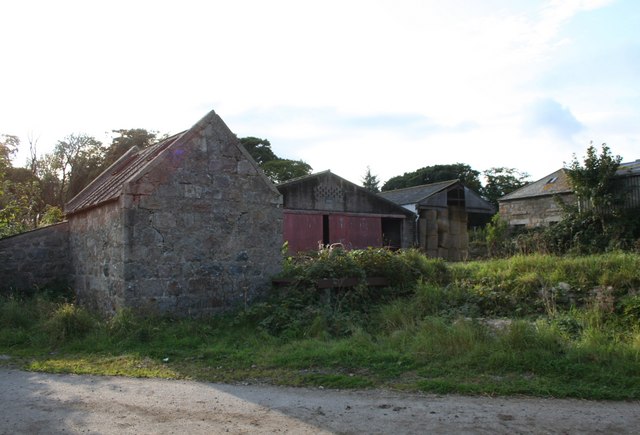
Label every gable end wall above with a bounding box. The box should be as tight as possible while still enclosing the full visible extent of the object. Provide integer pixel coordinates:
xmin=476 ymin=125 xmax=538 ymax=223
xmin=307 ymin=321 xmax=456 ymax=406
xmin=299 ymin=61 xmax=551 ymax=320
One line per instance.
xmin=121 ymin=113 xmax=283 ymax=316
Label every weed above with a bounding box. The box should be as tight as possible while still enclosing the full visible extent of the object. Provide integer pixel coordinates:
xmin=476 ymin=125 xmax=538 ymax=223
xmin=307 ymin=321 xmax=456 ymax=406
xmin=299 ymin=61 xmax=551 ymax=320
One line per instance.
xmin=43 ymin=303 xmax=96 ymax=344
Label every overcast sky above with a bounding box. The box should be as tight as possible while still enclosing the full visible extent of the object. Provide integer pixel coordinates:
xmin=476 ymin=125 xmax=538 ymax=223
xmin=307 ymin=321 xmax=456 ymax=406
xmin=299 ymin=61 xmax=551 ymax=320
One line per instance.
xmin=1 ymin=0 xmax=638 ymax=186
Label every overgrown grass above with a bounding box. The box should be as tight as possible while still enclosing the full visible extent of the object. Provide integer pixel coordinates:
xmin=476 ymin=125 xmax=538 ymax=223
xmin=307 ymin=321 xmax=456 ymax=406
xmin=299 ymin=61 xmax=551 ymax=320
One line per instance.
xmin=1 ymin=251 xmax=639 ymax=400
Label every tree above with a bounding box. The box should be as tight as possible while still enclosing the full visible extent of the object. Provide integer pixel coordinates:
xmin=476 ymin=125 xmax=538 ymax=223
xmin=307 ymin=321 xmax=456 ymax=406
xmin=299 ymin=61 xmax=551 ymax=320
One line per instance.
xmin=382 ymin=163 xmax=482 ymax=192
xmin=38 ymin=134 xmax=105 ymax=206
xmin=240 ymin=137 xmax=278 ymax=165
xmin=0 ymin=134 xmax=19 ymax=175
xmin=482 ymin=167 xmax=530 ymax=207
xmin=103 ymin=128 xmax=158 ymax=168
xmin=261 ymin=159 xmax=312 ymax=184
xmin=239 ymin=136 xmax=312 ymax=183
xmin=1 ymin=134 xmax=45 ymax=236
xmin=361 ymin=166 xmax=380 ymax=193
xmin=565 ymin=143 xmax=622 ymax=234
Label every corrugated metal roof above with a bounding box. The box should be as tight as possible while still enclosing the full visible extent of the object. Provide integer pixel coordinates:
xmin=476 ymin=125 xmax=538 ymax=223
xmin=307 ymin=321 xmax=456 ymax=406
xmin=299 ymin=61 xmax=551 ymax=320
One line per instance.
xmin=617 ymin=160 xmax=640 ymax=176
xmin=378 ymin=179 xmax=459 ymax=206
xmin=65 ymin=131 xmax=185 ymax=215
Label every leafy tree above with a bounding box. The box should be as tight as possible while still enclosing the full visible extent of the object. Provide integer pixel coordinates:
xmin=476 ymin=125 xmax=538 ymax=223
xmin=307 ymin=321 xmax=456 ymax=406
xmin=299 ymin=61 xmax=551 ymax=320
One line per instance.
xmin=240 ymin=137 xmax=278 ymax=165
xmin=362 ymin=166 xmax=380 ymax=193
xmin=36 ymin=134 xmax=105 ymax=207
xmin=1 ymin=134 xmax=45 ymax=236
xmin=566 ymin=143 xmax=622 ymax=213
xmin=240 ymin=136 xmax=312 ymax=183
xmin=261 ymin=159 xmax=312 ymax=184
xmin=0 ymin=134 xmax=19 ymax=177
xmin=103 ymin=128 xmax=158 ymax=168
xmin=482 ymin=167 xmax=530 ymax=207
xmin=565 ymin=143 xmax=622 ymax=236
xmin=382 ymin=163 xmax=482 ymax=192
xmin=39 ymin=205 xmax=64 ymax=226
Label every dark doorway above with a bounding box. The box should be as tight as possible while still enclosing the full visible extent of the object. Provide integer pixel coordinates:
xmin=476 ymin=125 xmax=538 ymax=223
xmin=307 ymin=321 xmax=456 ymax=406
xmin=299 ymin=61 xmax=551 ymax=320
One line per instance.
xmin=322 ymin=215 xmax=330 ymax=246
xmin=382 ymin=218 xmax=402 ymax=249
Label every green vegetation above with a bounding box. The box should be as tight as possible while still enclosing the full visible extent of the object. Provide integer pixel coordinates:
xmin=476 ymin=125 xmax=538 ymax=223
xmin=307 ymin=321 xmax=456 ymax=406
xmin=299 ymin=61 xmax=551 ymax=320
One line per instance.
xmin=1 ymin=249 xmax=639 ymax=400
xmin=481 ymin=143 xmax=640 ymax=257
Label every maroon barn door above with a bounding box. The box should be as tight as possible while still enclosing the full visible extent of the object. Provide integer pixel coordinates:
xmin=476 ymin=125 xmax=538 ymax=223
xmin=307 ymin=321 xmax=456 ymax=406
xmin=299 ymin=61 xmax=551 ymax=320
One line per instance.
xmin=329 ymin=215 xmax=382 ymax=249
xmin=283 ymin=212 xmax=323 ymax=253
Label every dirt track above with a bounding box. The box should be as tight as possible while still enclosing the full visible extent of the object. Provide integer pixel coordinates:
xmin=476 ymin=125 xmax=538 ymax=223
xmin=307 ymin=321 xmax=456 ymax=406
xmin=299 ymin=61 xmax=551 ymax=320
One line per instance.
xmin=1 ymin=368 xmax=638 ymax=434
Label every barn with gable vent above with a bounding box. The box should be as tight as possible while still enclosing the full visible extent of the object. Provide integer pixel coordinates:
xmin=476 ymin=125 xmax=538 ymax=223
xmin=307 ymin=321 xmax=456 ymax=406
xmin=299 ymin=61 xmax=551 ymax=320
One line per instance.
xmin=277 ymin=171 xmax=415 ymax=253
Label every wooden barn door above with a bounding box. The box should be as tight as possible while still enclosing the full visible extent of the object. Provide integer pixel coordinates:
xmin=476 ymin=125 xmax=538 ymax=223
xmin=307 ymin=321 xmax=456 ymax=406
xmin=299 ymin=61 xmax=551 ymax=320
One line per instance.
xmin=329 ymin=215 xmax=382 ymax=249
xmin=283 ymin=212 xmax=323 ymax=253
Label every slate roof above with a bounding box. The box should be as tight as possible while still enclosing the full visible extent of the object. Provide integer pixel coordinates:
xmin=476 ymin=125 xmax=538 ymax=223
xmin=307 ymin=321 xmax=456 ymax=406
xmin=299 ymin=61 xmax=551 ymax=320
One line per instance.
xmin=499 ymin=160 xmax=640 ymax=203
xmin=499 ymin=169 xmax=572 ymax=202
xmin=65 ymin=132 xmax=186 ymax=215
xmin=379 ymin=179 xmax=495 ymax=214
xmin=377 ymin=180 xmax=459 ymax=206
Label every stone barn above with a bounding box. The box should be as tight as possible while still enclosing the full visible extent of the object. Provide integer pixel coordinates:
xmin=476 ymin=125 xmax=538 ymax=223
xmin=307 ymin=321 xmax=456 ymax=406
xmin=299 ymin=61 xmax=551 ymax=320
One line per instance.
xmin=499 ymin=161 xmax=640 ymax=228
xmin=56 ymin=110 xmax=282 ymax=316
xmin=498 ymin=169 xmax=574 ymax=228
xmin=277 ymin=171 xmax=415 ymax=253
xmin=379 ymin=180 xmax=494 ymax=261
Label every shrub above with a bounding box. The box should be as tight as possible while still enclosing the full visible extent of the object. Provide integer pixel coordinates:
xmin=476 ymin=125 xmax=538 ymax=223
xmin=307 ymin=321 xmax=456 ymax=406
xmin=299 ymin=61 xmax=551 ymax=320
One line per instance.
xmin=43 ymin=303 xmax=96 ymax=343
xmin=0 ymin=296 xmax=35 ymax=329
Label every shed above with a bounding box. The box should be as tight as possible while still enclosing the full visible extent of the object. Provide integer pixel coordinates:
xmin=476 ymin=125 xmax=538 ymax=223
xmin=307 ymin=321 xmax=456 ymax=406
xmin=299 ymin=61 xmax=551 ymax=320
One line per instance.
xmin=64 ymin=110 xmax=283 ymax=316
xmin=498 ymin=169 xmax=574 ymax=227
xmin=499 ymin=160 xmax=640 ymax=228
xmin=379 ymin=180 xmax=494 ymax=261
xmin=277 ymin=171 xmax=415 ymax=252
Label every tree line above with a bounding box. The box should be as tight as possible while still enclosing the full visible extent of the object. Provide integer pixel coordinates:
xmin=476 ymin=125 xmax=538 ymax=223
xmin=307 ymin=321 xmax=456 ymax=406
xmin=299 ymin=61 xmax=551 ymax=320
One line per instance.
xmin=2 ymin=129 xmax=530 ymax=238
xmin=361 ymin=163 xmax=530 ymax=207
xmin=0 ymin=131 xmax=317 ymax=238
xmin=1 ymin=129 xmax=159 ymax=237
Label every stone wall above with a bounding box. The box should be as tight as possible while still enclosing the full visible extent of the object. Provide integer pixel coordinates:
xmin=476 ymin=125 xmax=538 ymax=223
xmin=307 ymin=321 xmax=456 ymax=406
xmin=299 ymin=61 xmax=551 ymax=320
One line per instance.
xmin=120 ymin=113 xmax=283 ymax=316
xmin=499 ymin=193 xmax=575 ymax=228
xmin=0 ymin=222 xmax=70 ymax=294
xmin=68 ymin=200 xmax=125 ymax=313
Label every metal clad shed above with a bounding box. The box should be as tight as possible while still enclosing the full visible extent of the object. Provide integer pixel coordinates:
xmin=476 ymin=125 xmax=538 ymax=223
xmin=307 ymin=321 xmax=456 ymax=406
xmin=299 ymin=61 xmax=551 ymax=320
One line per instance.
xmin=379 ymin=180 xmax=495 ymax=260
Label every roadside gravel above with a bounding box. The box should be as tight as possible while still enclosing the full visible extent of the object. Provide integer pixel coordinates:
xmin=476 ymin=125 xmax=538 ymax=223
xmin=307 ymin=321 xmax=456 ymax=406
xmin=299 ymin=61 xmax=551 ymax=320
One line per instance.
xmin=1 ymin=368 xmax=638 ymax=434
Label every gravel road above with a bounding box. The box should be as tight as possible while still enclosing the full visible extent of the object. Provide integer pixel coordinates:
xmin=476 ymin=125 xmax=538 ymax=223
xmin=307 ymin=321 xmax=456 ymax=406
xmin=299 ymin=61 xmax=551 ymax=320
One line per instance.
xmin=1 ymin=368 xmax=638 ymax=434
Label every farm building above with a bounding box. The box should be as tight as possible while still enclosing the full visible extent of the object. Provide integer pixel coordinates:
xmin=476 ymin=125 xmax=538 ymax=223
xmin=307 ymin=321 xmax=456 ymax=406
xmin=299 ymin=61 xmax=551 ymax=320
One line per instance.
xmin=0 ymin=110 xmax=284 ymax=316
xmin=277 ymin=171 xmax=415 ymax=253
xmin=379 ymin=180 xmax=494 ymax=261
xmin=499 ymin=160 xmax=640 ymax=228
xmin=498 ymin=169 xmax=574 ymax=228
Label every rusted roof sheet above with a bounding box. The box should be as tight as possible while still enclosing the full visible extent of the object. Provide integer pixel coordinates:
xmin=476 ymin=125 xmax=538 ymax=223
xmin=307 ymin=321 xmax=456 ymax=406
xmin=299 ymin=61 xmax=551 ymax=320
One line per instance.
xmin=378 ymin=179 xmax=460 ymax=206
xmin=65 ymin=132 xmax=185 ymax=215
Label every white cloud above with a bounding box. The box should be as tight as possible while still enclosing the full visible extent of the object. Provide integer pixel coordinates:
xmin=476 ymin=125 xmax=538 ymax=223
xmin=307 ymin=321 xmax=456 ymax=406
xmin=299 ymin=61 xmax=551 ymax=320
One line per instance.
xmin=1 ymin=0 xmax=637 ymax=185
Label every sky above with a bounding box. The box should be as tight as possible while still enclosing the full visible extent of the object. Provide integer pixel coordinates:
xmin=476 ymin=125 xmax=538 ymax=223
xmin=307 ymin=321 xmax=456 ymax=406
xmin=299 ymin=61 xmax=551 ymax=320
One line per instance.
xmin=1 ymin=0 xmax=639 ymax=187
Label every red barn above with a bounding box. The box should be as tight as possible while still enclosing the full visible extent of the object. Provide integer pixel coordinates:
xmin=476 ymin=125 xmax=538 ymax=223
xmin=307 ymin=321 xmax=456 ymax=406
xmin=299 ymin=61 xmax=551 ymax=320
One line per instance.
xmin=277 ymin=171 xmax=415 ymax=253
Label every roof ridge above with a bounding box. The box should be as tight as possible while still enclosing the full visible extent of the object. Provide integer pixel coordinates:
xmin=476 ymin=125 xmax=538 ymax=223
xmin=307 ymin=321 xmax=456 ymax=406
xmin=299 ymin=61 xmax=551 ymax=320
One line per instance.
xmin=379 ymin=178 xmax=460 ymax=194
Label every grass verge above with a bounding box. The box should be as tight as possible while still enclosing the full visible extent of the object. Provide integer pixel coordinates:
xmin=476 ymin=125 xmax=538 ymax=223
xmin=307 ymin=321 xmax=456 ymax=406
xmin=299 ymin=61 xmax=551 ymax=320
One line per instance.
xmin=1 ymin=252 xmax=639 ymax=400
